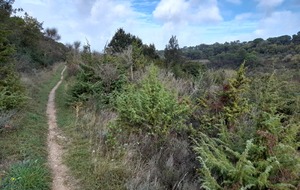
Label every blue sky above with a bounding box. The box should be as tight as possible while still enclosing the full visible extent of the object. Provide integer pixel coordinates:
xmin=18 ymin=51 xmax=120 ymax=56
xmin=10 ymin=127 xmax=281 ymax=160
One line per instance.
xmin=13 ymin=0 xmax=300 ymax=51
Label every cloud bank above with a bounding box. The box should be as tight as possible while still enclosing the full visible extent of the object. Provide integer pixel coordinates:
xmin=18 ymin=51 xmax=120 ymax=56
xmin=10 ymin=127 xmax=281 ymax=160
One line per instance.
xmin=13 ymin=0 xmax=300 ymax=50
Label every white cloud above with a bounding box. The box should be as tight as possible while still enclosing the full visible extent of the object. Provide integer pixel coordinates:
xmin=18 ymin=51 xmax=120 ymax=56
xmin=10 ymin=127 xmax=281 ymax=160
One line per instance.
xmin=153 ymin=0 xmax=223 ymax=25
xmin=234 ymin=13 xmax=253 ymax=21
xmin=256 ymin=0 xmax=284 ymax=9
xmin=153 ymin=0 xmax=189 ymax=23
xmin=254 ymin=11 xmax=300 ymax=37
xmin=90 ymin=0 xmax=136 ymax=24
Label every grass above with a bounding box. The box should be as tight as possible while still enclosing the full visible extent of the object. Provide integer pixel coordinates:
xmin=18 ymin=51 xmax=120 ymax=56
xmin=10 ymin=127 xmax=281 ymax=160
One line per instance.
xmin=1 ymin=159 xmax=50 ymax=190
xmin=55 ymin=73 xmax=129 ymax=190
xmin=0 ymin=63 xmax=65 ymax=190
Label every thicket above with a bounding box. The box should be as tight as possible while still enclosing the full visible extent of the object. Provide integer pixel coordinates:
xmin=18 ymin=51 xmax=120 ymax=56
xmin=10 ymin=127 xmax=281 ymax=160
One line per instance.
xmin=66 ymin=30 xmax=161 ymax=108
xmin=192 ymin=64 xmax=300 ymax=189
xmin=66 ymin=51 xmax=127 ymax=107
xmin=64 ymin=29 xmax=299 ymax=190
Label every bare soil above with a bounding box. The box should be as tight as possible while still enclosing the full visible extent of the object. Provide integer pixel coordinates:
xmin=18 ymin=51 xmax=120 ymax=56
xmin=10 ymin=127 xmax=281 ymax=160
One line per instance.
xmin=46 ymin=66 xmax=75 ymax=190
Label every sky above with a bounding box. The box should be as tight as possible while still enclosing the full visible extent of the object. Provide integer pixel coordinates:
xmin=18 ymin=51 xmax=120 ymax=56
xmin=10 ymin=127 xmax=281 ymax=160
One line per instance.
xmin=13 ymin=0 xmax=300 ymax=51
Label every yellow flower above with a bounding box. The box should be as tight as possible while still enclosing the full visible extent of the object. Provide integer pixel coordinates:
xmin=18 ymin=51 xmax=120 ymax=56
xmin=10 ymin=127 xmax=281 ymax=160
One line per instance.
xmin=11 ymin=177 xmax=16 ymax=181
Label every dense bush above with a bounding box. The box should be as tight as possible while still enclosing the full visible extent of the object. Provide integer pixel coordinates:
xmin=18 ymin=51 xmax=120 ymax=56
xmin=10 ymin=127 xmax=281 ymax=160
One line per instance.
xmin=115 ymin=65 xmax=191 ymax=136
xmin=67 ymin=60 xmax=127 ymax=107
xmin=0 ymin=65 xmax=27 ymax=111
xmin=67 ymin=63 xmax=103 ymax=104
xmin=193 ymin=65 xmax=300 ymax=189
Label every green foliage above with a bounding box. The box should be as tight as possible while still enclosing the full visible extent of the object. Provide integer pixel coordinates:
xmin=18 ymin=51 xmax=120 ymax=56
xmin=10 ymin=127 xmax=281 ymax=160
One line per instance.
xmin=107 ymin=28 xmax=142 ymax=53
xmin=164 ymin=35 xmax=182 ymax=68
xmin=194 ymin=135 xmax=295 ymax=190
xmin=55 ymin=77 xmax=129 ymax=190
xmin=68 ymin=63 xmax=103 ymax=104
xmin=220 ymin=63 xmax=250 ymax=129
xmin=182 ymin=31 xmax=300 ymax=69
xmin=195 ymin=63 xmax=250 ymax=134
xmin=0 ymin=30 xmax=15 ymax=64
xmin=0 ymin=65 xmax=27 ymax=111
xmin=67 ymin=59 xmax=127 ymax=107
xmin=0 ymin=2 xmax=67 ymax=70
xmin=193 ymin=65 xmax=300 ymax=189
xmin=107 ymin=28 xmax=159 ymax=60
xmin=181 ymin=61 xmax=206 ymax=78
xmin=0 ymin=65 xmax=63 ymax=190
xmin=142 ymin=43 xmax=159 ymax=60
xmin=0 ymin=0 xmax=14 ymax=19
xmin=115 ymin=65 xmax=191 ymax=136
xmin=0 ymin=160 xmax=50 ymax=190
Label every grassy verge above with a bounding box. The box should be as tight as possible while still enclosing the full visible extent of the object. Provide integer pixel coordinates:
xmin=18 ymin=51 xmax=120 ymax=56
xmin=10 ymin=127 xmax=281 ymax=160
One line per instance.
xmin=55 ymin=74 xmax=128 ymax=190
xmin=0 ymin=63 xmax=65 ymax=190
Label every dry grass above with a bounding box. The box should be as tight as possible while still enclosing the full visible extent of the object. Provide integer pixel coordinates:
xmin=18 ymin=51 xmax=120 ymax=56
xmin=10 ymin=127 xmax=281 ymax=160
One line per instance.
xmin=64 ymin=104 xmax=200 ymax=190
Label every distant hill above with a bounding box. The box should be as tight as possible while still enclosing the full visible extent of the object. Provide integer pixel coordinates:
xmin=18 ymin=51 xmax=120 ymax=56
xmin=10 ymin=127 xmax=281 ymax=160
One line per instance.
xmin=181 ymin=32 xmax=300 ymax=69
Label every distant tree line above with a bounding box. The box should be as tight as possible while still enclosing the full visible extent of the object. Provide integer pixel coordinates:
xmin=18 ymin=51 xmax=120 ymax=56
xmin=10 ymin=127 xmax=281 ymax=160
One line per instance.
xmin=181 ymin=32 xmax=300 ymax=69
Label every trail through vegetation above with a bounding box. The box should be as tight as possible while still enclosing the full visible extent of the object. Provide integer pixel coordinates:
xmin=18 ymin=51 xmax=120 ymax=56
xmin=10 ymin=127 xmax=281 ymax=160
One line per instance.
xmin=47 ymin=66 xmax=74 ymax=190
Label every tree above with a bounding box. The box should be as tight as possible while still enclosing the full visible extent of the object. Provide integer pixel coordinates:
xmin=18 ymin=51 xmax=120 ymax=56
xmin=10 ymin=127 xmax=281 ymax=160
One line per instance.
xmin=44 ymin=27 xmax=61 ymax=41
xmin=252 ymin=38 xmax=264 ymax=47
xmin=142 ymin=43 xmax=159 ymax=60
xmin=267 ymin=35 xmax=291 ymax=45
xmin=19 ymin=13 xmax=43 ymax=48
xmin=107 ymin=28 xmax=142 ymax=53
xmin=0 ymin=0 xmax=14 ymax=19
xmin=164 ymin=35 xmax=182 ymax=68
xmin=292 ymin=31 xmax=300 ymax=45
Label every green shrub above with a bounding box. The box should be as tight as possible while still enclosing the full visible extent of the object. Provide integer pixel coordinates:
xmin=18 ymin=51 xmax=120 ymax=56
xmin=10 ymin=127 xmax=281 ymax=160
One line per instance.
xmin=0 ymin=65 xmax=27 ymax=111
xmin=193 ymin=65 xmax=300 ymax=189
xmin=67 ymin=59 xmax=127 ymax=107
xmin=0 ymin=160 xmax=50 ymax=190
xmin=115 ymin=65 xmax=191 ymax=136
xmin=67 ymin=63 xmax=103 ymax=104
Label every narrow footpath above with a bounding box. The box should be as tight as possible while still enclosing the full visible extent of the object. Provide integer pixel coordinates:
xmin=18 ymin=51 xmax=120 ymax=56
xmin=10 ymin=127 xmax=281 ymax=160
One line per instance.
xmin=46 ymin=66 xmax=74 ymax=190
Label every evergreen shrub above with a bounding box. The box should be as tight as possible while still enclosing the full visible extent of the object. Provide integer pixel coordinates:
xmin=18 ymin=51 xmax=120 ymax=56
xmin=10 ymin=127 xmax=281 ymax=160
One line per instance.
xmin=115 ymin=65 xmax=191 ymax=136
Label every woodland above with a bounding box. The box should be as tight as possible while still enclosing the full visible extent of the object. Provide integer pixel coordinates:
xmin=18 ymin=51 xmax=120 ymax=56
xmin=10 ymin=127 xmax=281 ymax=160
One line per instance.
xmin=0 ymin=0 xmax=299 ymax=189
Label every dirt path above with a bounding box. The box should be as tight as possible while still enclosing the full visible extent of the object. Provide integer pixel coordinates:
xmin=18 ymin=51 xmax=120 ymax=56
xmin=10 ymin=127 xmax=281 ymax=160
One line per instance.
xmin=46 ymin=66 xmax=75 ymax=190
